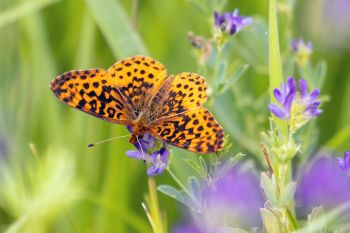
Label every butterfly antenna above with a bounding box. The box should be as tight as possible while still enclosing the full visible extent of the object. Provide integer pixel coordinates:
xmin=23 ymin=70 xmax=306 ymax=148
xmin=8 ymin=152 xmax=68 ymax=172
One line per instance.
xmin=136 ymin=135 xmax=147 ymax=165
xmin=87 ymin=134 xmax=131 ymax=147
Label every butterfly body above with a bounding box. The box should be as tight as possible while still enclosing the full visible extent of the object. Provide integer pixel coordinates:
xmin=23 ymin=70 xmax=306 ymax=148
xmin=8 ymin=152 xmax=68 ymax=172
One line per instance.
xmin=50 ymin=56 xmax=224 ymax=154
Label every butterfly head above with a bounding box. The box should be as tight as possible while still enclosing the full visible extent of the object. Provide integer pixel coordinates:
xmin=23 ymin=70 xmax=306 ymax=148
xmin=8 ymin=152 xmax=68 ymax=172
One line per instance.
xmin=129 ymin=119 xmax=150 ymax=144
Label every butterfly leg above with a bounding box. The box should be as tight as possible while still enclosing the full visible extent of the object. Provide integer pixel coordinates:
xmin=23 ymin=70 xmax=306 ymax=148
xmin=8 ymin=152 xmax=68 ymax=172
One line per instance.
xmin=136 ymin=135 xmax=147 ymax=165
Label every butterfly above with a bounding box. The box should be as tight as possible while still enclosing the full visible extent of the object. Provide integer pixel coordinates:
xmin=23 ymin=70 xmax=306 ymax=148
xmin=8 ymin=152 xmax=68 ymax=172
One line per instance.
xmin=50 ymin=56 xmax=224 ymax=154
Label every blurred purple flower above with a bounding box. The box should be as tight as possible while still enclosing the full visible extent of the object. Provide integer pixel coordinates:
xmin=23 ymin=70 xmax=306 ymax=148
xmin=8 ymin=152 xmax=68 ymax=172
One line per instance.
xmin=126 ymin=126 xmax=169 ymax=176
xmin=290 ymin=39 xmax=313 ymax=66
xmin=321 ymin=0 xmax=350 ymax=49
xmin=173 ymin=222 xmax=201 ymax=233
xmin=214 ymin=9 xmax=253 ymax=36
xmin=338 ymin=151 xmax=350 ymax=176
xmin=295 ymin=155 xmax=350 ymax=219
xmin=269 ymin=77 xmax=322 ymax=122
xmin=173 ymin=165 xmax=264 ymax=232
xmin=290 ymin=39 xmax=313 ymax=52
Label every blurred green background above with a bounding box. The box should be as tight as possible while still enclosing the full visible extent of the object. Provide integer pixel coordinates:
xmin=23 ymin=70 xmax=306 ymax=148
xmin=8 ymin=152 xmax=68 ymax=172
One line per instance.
xmin=0 ymin=0 xmax=349 ymax=232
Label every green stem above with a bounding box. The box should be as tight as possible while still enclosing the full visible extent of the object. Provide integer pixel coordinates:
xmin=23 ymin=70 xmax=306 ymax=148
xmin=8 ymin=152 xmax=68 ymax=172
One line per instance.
xmin=268 ymin=0 xmax=297 ymax=228
xmin=147 ymin=177 xmax=166 ymax=233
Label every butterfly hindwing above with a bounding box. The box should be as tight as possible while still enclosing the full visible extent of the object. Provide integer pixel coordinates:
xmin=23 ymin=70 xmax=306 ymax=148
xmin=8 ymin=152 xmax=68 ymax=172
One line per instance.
xmin=151 ymin=72 xmax=208 ymax=119
xmin=50 ymin=68 xmax=131 ymax=124
xmin=150 ymin=108 xmax=224 ymax=154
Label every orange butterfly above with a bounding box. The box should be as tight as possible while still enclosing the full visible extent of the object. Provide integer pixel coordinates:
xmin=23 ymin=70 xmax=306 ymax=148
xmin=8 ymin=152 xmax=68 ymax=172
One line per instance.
xmin=50 ymin=56 xmax=224 ymax=154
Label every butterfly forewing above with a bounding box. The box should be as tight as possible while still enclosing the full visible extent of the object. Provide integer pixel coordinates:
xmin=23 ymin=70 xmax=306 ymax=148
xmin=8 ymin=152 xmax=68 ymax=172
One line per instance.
xmin=107 ymin=56 xmax=167 ymax=118
xmin=50 ymin=68 xmax=131 ymax=124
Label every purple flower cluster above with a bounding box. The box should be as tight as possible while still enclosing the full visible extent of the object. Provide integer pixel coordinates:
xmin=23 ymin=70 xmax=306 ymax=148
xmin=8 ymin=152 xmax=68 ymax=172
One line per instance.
xmin=214 ymin=9 xmax=252 ymax=36
xmin=126 ymin=126 xmax=169 ymax=176
xmin=268 ymin=77 xmax=322 ymax=121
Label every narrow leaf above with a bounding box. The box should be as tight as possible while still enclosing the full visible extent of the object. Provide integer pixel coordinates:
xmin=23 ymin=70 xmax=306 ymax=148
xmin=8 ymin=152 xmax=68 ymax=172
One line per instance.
xmin=188 ymin=177 xmax=201 ymax=205
xmin=157 ymin=185 xmax=192 ymax=208
xmin=268 ymin=0 xmax=286 ymax=133
xmin=218 ymin=64 xmax=249 ymax=94
xmin=84 ymin=0 xmax=148 ymax=58
xmin=0 ymin=0 xmax=59 ymax=28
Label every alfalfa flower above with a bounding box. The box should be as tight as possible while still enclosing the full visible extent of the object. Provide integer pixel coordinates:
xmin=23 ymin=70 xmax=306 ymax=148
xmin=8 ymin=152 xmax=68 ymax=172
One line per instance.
xmin=269 ymin=77 xmax=322 ymax=132
xmin=290 ymin=39 xmax=313 ymax=66
xmin=338 ymin=151 xmax=350 ymax=176
xmin=188 ymin=31 xmax=212 ymax=65
xmin=126 ymin=126 xmax=169 ymax=176
xmin=173 ymin=165 xmax=264 ymax=232
xmin=214 ymin=9 xmax=252 ymax=47
xmin=295 ymin=155 xmax=350 ymax=221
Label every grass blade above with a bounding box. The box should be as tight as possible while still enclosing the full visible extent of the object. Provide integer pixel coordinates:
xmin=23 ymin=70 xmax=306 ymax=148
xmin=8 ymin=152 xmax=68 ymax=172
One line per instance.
xmin=0 ymin=0 xmax=59 ymax=28
xmin=84 ymin=0 xmax=148 ymax=58
xmin=269 ymin=0 xmax=287 ymax=132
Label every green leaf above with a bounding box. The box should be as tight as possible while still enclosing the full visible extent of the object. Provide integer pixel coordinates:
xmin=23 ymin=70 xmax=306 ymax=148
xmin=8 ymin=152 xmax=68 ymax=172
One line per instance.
xmin=0 ymin=0 xmax=59 ymax=28
xmin=157 ymin=185 xmax=193 ymax=208
xmin=260 ymin=208 xmax=281 ymax=233
xmin=214 ymin=153 xmax=244 ymax=178
xmin=307 ymin=206 xmax=325 ymax=224
xmin=313 ymin=61 xmax=327 ymax=89
xmin=183 ymin=159 xmax=203 ymax=175
xmin=217 ymin=64 xmax=249 ymax=94
xmin=280 ymin=182 xmax=296 ymax=206
xmin=199 ymin=156 xmax=208 ymax=175
xmin=215 ymin=60 xmax=227 ymax=89
xmin=84 ymin=0 xmax=148 ymax=58
xmin=295 ymin=204 xmax=350 ymax=233
xmin=260 ymin=173 xmax=278 ymax=207
xmin=188 ymin=177 xmax=201 ymax=205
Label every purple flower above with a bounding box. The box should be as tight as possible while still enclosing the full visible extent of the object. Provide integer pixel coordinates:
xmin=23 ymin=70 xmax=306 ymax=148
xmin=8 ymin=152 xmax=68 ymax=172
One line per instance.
xmin=298 ymin=79 xmax=322 ymax=118
xmin=290 ymin=39 xmax=313 ymax=66
xmin=290 ymin=39 xmax=313 ymax=52
xmin=126 ymin=126 xmax=169 ymax=176
xmin=268 ymin=77 xmax=322 ymax=129
xmin=295 ymin=155 xmax=350 ymax=221
xmin=268 ymin=77 xmax=297 ymax=119
xmin=173 ymin=165 xmax=264 ymax=232
xmin=214 ymin=9 xmax=253 ymax=36
xmin=338 ymin=151 xmax=350 ymax=176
